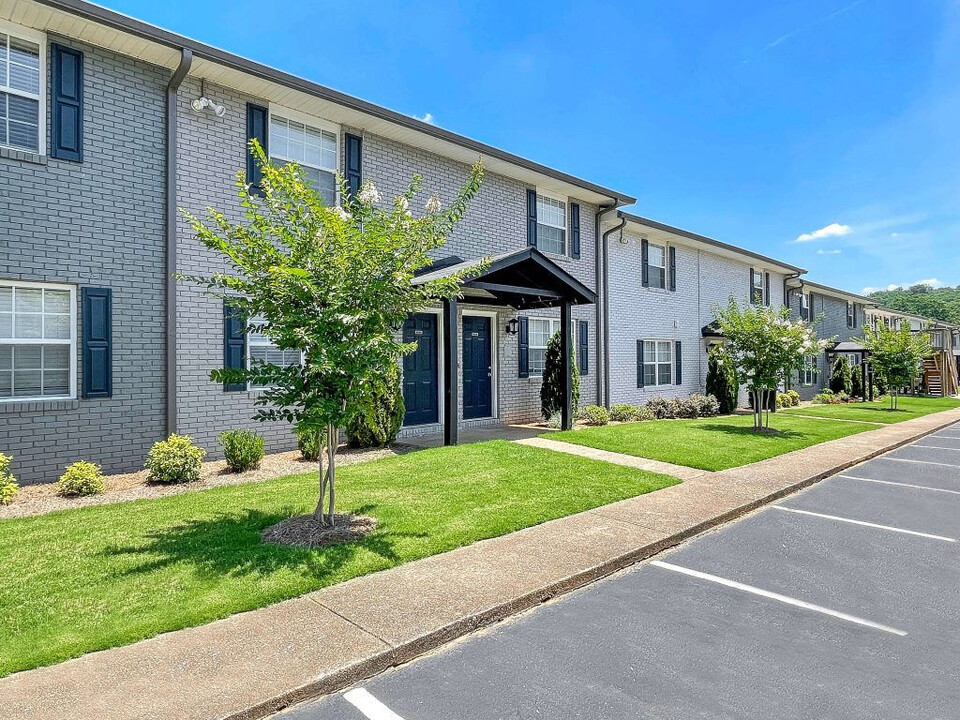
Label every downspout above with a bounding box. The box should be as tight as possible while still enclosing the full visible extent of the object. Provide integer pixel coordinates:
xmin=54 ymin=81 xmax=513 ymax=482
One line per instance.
xmin=166 ymin=49 xmax=193 ymax=436
xmin=600 ymin=212 xmax=627 ymax=408
xmin=595 ymin=203 xmax=614 ymax=405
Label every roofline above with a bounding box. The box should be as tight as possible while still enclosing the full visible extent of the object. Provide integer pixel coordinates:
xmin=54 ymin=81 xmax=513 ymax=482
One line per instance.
xmin=801 ymin=280 xmax=877 ymax=305
xmin=34 ymin=0 xmax=636 ymax=206
xmin=617 ymin=212 xmax=806 ymax=275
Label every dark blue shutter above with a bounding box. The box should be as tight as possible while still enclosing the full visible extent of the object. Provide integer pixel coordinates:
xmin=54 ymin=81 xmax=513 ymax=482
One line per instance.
xmin=50 ymin=44 xmax=84 ymax=162
xmin=345 ymin=133 xmax=362 ymax=200
xmin=669 ymin=246 xmax=677 ymax=292
xmin=81 ymin=287 xmax=111 ymax=398
xmin=636 ymin=340 xmax=645 ymax=388
xmin=764 ymin=272 xmax=771 ymax=306
xmin=749 ymin=269 xmax=757 ymax=304
xmin=674 ymin=341 xmax=682 ymax=385
xmin=517 ymin=316 xmax=529 ymax=378
xmin=526 ymin=190 xmax=538 ymax=247
xmin=577 ymin=320 xmax=589 ymax=375
xmin=570 ymin=203 xmax=581 ymax=259
xmin=223 ymin=301 xmax=247 ymax=391
xmin=246 ymin=103 xmax=269 ymax=195
xmin=641 ymin=239 xmax=649 ymax=287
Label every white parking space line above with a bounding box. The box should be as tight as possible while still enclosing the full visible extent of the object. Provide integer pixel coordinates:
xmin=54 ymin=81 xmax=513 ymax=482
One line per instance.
xmin=912 ymin=444 xmax=960 ymax=452
xmin=774 ymin=506 xmax=957 ymax=542
xmin=651 ymin=561 xmax=907 ymax=636
xmin=343 ymin=688 xmax=406 ymax=720
xmin=882 ymin=456 xmax=960 ymax=469
xmin=838 ymin=474 xmax=960 ymax=496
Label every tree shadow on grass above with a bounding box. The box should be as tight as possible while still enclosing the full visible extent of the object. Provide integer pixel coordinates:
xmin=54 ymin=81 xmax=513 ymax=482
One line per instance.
xmin=103 ymin=504 xmax=427 ymax=584
xmin=695 ymin=423 xmax=807 ymax=441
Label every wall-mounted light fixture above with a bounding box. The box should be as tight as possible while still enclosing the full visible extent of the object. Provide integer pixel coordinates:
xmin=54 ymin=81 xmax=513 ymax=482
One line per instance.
xmin=505 ymin=318 xmax=519 ymax=335
xmin=191 ymin=79 xmax=226 ymax=118
xmin=620 ymin=232 xmax=632 ymax=245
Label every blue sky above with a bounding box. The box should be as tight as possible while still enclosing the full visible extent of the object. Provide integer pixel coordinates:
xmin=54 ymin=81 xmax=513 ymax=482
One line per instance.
xmin=114 ymin=0 xmax=959 ymax=293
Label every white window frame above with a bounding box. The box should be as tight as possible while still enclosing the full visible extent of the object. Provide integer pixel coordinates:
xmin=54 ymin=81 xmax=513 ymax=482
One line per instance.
xmin=647 ymin=242 xmax=667 ymax=290
xmin=0 ymin=20 xmax=47 ymax=156
xmin=752 ymin=268 xmax=765 ymax=305
xmin=267 ymin=104 xmax=340 ymax=206
xmin=800 ymin=355 xmax=816 ymax=386
xmin=846 ymin=302 xmax=854 ymax=327
xmin=0 ymin=279 xmax=76 ymax=402
xmin=536 ymin=190 xmax=567 ymax=256
xmin=246 ymin=315 xmax=304 ymax=390
xmin=642 ymin=339 xmax=673 ymax=387
xmin=800 ymin=293 xmax=809 ymax=320
xmin=528 ymin=317 xmax=560 ymax=377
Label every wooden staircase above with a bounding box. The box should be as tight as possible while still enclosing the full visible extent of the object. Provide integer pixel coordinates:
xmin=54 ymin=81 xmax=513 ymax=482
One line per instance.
xmin=923 ymin=353 xmax=958 ymax=397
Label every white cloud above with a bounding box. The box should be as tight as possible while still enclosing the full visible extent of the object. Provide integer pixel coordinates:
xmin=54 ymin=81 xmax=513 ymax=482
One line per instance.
xmin=816 ymin=248 xmax=842 ymax=255
xmin=418 ymin=112 xmax=435 ymax=125
xmin=795 ymin=223 xmax=853 ymax=243
xmin=861 ymin=278 xmax=945 ymax=294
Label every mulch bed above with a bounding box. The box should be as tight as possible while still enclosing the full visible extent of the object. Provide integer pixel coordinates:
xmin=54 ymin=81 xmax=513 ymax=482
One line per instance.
xmin=260 ymin=512 xmax=378 ymax=548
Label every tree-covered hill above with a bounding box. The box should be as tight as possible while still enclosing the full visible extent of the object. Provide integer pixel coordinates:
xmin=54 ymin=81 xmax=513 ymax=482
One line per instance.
xmin=868 ymin=284 xmax=960 ymax=325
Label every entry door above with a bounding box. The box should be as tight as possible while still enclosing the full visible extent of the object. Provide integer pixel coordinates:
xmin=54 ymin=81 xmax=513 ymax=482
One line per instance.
xmin=403 ymin=313 xmax=439 ymax=426
xmin=463 ymin=315 xmax=493 ymax=419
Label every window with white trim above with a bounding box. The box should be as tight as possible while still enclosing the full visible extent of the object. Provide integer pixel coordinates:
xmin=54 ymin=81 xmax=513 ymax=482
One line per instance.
xmin=752 ymin=269 xmax=765 ymax=305
xmin=536 ymin=195 xmax=567 ymax=255
xmin=648 ymin=243 xmax=666 ymax=289
xmin=0 ymin=28 xmax=43 ymax=153
xmin=642 ymin=340 xmax=673 ymax=387
xmin=800 ymin=355 xmax=816 ymax=386
xmin=528 ymin=318 xmax=559 ymax=376
xmin=247 ymin=315 xmax=303 ymax=389
xmin=846 ymin=302 xmax=854 ymax=327
xmin=0 ymin=282 xmax=75 ymax=400
xmin=800 ymin=293 xmax=809 ymax=320
xmin=269 ymin=113 xmax=338 ymax=206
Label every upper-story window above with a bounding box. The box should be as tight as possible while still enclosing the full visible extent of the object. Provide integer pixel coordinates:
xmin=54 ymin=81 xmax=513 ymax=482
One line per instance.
xmin=0 ymin=28 xmax=43 ymax=154
xmin=647 ymin=243 xmax=666 ymax=289
xmin=269 ymin=113 xmax=338 ymax=207
xmin=800 ymin=293 xmax=810 ymax=320
xmin=0 ymin=281 xmax=75 ymax=401
xmin=536 ymin=195 xmax=566 ymax=255
xmin=751 ymin=269 xmax=765 ymax=305
xmin=846 ymin=302 xmax=854 ymax=327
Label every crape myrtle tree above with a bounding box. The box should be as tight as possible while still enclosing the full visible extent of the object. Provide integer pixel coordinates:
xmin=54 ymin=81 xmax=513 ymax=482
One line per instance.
xmin=860 ymin=324 xmax=932 ymax=410
xmin=540 ymin=329 xmax=580 ymax=420
xmin=183 ymin=141 xmax=484 ymax=527
xmin=715 ymin=299 xmax=830 ymax=431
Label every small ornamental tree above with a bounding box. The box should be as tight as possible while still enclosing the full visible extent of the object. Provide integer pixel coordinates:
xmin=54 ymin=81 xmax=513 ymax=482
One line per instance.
xmin=714 ymin=299 xmax=831 ymax=431
xmin=705 ymin=345 xmax=739 ymax=414
xmin=861 ymin=324 xmax=932 ymax=410
xmin=183 ymin=141 xmax=483 ymax=528
xmin=829 ymin=356 xmax=852 ymax=395
xmin=851 ymin=363 xmax=864 ymax=400
xmin=540 ymin=329 xmax=580 ymax=420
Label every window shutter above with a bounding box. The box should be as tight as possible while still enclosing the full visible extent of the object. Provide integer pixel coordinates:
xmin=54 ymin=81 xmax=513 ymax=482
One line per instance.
xmin=517 ymin=316 xmax=529 ymax=378
xmin=669 ymin=246 xmax=677 ymax=292
xmin=526 ymin=190 xmax=538 ymax=247
xmin=246 ymin=103 xmax=269 ymax=196
xmin=636 ymin=340 xmax=645 ymax=388
xmin=570 ymin=202 xmax=581 ymax=259
xmin=223 ymin=300 xmax=247 ymax=391
xmin=674 ymin=340 xmax=682 ymax=385
xmin=344 ymin=133 xmax=362 ymax=201
xmin=764 ymin=272 xmax=771 ymax=306
xmin=749 ymin=269 xmax=756 ymax=304
xmin=50 ymin=44 xmax=84 ymax=162
xmin=641 ymin=239 xmax=650 ymax=288
xmin=853 ymin=304 xmax=858 ymax=328
xmin=81 ymin=287 xmax=111 ymax=398
xmin=577 ymin=320 xmax=589 ymax=375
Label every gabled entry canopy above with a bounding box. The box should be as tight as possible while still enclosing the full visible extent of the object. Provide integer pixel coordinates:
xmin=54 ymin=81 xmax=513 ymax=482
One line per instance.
xmin=413 ymin=248 xmax=597 ymax=309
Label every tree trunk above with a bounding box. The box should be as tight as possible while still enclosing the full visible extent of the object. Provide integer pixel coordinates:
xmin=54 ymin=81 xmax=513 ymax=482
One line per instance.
xmin=314 ymin=429 xmax=326 ymax=522
xmin=326 ymin=423 xmax=337 ymax=525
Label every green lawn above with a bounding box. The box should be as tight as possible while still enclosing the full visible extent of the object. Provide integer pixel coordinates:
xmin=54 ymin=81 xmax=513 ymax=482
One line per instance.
xmin=0 ymin=441 xmax=677 ymax=677
xmin=781 ymin=395 xmax=960 ymax=424
xmin=552 ymin=414 xmax=875 ymax=472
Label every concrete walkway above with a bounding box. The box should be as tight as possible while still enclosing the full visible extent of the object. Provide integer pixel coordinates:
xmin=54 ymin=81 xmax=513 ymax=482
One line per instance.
xmin=3 ymin=407 xmax=960 ymax=720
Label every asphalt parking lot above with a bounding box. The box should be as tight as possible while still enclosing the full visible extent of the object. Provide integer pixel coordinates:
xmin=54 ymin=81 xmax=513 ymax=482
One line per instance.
xmin=276 ymin=424 xmax=960 ymax=720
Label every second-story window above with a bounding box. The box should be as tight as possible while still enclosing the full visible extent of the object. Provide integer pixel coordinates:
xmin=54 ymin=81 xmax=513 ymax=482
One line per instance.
xmin=0 ymin=29 xmax=43 ymax=154
xmin=647 ymin=243 xmax=666 ymax=289
xmin=751 ymin=269 xmax=765 ymax=305
xmin=269 ymin=114 xmax=338 ymax=207
xmin=536 ymin=195 xmax=566 ymax=255
xmin=846 ymin=302 xmax=854 ymax=327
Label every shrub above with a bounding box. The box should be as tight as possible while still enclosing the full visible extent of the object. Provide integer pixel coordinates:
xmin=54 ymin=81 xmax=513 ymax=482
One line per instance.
xmin=295 ymin=426 xmax=321 ymax=461
xmin=218 ymin=429 xmax=265 ymax=472
xmin=830 ymin=356 xmax=853 ymax=395
xmin=578 ymin=405 xmax=610 ymax=426
xmin=347 ymin=364 xmax=405 ymax=448
xmin=788 ymin=390 xmax=801 ymax=406
xmin=776 ymin=392 xmax=792 ymax=409
xmin=634 ymin=404 xmax=655 ymax=422
xmin=689 ymin=393 xmax=720 ymax=417
xmin=0 ymin=453 xmax=17 ymax=506
xmin=57 ymin=460 xmax=105 ymax=497
xmin=609 ymin=403 xmax=641 ymax=422
xmin=145 ymin=434 xmax=206 ymax=484
xmin=540 ymin=329 xmax=580 ymax=420
xmin=705 ymin=346 xmax=739 ymax=414
xmin=645 ymin=396 xmax=674 ymax=420
xmin=813 ymin=390 xmax=849 ymax=405
xmin=851 ymin=365 xmax=864 ymax=400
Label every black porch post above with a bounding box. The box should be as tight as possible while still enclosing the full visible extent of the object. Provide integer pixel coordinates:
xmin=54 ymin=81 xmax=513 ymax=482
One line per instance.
xmin=560 ymin=300 xmax=573 ymax=430
xmin=443 ymin=297 xmax=459 ymax=446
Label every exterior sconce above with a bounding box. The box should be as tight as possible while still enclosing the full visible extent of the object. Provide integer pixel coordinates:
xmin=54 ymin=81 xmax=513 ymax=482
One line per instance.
xmin=505 ymin=318 xmax=519 ymax=335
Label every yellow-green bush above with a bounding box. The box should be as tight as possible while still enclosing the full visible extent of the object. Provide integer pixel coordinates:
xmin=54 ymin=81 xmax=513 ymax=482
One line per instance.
xmin=58 ymin=461 xmax=105 ymax=497
xmin=0 ymin=452 xmax=17 ymax=506
xmin=145 ymin=435 xmax=206 ymax=484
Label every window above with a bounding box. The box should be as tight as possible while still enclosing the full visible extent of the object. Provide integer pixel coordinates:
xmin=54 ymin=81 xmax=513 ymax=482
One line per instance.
xmin=247 ymin=316 xmax=303 ymax=389
xmin=269 ymin=113 xmax=338 ymax=206
xmin=0 ymin=282 xmax=75 ymax=400
xmin=752 ymin=269 xmax=765 ymax=305
xmin=800 ymin=355 xmax=816 ymax=386
xmin=647 ymin=243 xmax=666 ymax=289
xmin=536 ymin=195 xmax=567 ymax=255
xmin=528 ymin=318 xmax=560 ymax=376
xmin=846 ymin=302 xmax=854 ymax=327
xmin=642 ymin=340 xmax=673 ymax=387
xmin=800 ymin=293 xmax=809 ymax=320
xmin=0 ymin=27 xmax=43 ymax=154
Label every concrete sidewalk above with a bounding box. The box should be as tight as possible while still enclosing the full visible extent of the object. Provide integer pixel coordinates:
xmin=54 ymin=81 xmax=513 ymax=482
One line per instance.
xmin=4 ymin=408 xmax=960 ymax=720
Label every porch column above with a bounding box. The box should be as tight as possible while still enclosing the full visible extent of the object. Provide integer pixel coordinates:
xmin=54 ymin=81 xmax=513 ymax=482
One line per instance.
xmin=443 ymin=297 xmax=459 ymax=446
xmin=560 ymin=300 xmax=573 ymax=431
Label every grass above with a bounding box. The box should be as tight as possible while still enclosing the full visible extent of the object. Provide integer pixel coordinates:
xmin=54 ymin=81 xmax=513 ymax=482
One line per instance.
xmin=781 ymin=395 xmax=960 ymax=424
xmin=552 ymin=413 xmax=875 ymax=472
xmin=0 ymin=441 xmax=677 ymax=677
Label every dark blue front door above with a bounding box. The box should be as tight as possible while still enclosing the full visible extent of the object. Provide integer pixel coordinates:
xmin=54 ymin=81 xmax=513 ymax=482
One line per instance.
xmin=403 ymin=313 xmax=438 ymax=426
xmin=463 ymin=315 xmax=492 ymax=419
